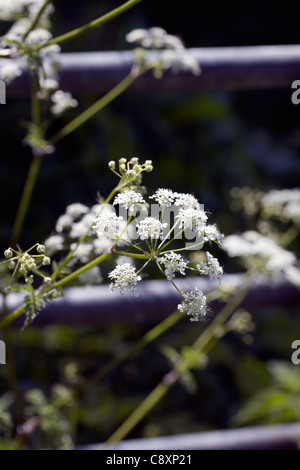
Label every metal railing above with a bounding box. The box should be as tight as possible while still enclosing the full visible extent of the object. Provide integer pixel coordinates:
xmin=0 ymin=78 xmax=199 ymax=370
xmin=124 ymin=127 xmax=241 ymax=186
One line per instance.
xmin=4 ymin=44 xmax=300 ymax=97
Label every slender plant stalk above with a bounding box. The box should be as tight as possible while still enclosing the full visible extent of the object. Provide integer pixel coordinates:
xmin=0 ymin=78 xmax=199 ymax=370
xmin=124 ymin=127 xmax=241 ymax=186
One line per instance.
xmin=36 ymin=0 xmax=143 ymax=50
xmin=50 ymin=73 xmax=136 ymax=144
xmin=51 ymin=252 xmax=111 ymax=290
xmin=22 ymin=0 xmax=52 ymax=41
xmin=104 ymin=282 xmax=251 ymax=447
xmin=10 ymin=76 xmax=42 ymax=247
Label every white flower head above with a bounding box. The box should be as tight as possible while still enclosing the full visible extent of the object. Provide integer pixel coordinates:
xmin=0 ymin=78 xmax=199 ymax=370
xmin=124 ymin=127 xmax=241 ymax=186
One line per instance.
xmin=0 ymin=61 xmax=22 ymax=84
xmin=174 ymin=192 xmax=201 ymax=210
xmin=136 ymin=217 xmax=167 ymax=240
xmin=51 ymin=90 xmax=78 ymax=115
xmin=44 ymin=234 xmax=64 ymax=255
xmin=25 ymin=28 xmax=52 ymax=47
xmin=197 ymin=252 xmax=223 ymax=280
xmin=65 ymin=203 xmax=89 ymax=219
xmin=176 ymin=208 xmax=208 ymax=233
xmin=108 ymin=263 xmax=141 ymax=296
xmin=158 ymin=252 xmax=188 ymax=280
xmin=93 ymin=208 xmax=123 ymax=240
xmin=113 ymin=190 xmax=145 ymax=213
xmin=149 ymin=188 xmax=176 ymax=207
xmin=178 ymin=287 xmax=207 ymax=322
xmin=203 ymin=224 xmax=225 ymax=244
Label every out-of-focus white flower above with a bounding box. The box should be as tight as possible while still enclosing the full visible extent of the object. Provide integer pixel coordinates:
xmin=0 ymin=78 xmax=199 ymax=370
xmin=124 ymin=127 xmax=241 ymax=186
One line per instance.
xmin=136 ymin=217 xmax=167 ymax=240
xmin=65 ymin=203 xmax=89 ymax=218
xmin=108 ymin=263 xmax=141 ymax=296
xmin=176 ymin=208 xmax=208 ymax=234
xmin=223 ymin=230 xmax=298 ymax=279
xmin=25 ymin=28 xmax=52 ymax=47
xmin=178 ymin=287 xmax=207 ymax=322
xmin=44 ymin=234 xmax=64 ymax=255
xmin=149 ymin=188 xmax=176 ymax=207
xmin=113 ymin=190 xmax=145 ymax=213
xmin=70 ymin=242 xmax=93 ymax=263
xmin=0 ymin=61 xmax=22 ymax=84
xmin=50 ymin=90 xmax=78 ymax=115
xmin=55 ymin=214 xmax=73 ymax=233
xmin=197 ymin=251 xmax=223 ymax=280
xmin=126 ymin=27 xmax=200 ymax=77
xmin=158 ymin=252 xmax=188 ymax=280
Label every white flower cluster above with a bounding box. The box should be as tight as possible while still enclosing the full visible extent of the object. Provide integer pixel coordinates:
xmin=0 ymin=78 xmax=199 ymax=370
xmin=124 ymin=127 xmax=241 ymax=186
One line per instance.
xmin=223 ymin=230 xmax=300 ymax=286
xmin=136 ymin=217 xmax=167 ymax=240
xmin=158 ymin=252 xmax=188 ymax=280
xmin=261 ymin=188 xmax=300 ymax=223
xmin=197 ymin=251 xmax=223 ymax=280
xmin=0 ymin=0 xmax=53 ymax=22
xmin=108 ymin=263 xmax=141 ymax=296
xmin=92 ymin=208 xmax=124 ymax=240
xmin=4 ymin=244 xmax=51 ymax=284
xmin=176 ymin=207 xmax=208 ymax=234
xmin=126 ymin=27 xmax=200 ymax=77
xmin=178 ymin=287 xmax=207 ymax=322
xmin=150 ymin=189 xmax=201 ymax=210
xmin=113 ymin=189 xmax=145 ymax=213
xmin=50 ymin=90 xmax=78 ymax=116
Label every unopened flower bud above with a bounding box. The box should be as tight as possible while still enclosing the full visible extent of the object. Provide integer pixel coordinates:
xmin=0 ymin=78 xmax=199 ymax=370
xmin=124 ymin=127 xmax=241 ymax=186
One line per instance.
xmin=4 ymin=249 xmax=13 ymax=259
xmin=37 ymin=244 xmax=45 ymax=253
xmin=108 ymin=161 xmax=115 ymax=170
xmin=119 ymin=158 xmax=127 ymax=164
xmin=8 ymin=260 xmax=15 ymax=270
xmin=42 ymin=256 xmax=51 ymax=266
xmin=44 ymin=277 xmax=52 ymax=284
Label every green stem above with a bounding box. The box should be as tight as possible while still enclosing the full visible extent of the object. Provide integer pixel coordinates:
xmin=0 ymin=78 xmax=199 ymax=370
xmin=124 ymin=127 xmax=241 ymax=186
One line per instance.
xmin=11 ymin=78 xmax=42 ymax=247
xmin=11 ymin=156 xmax=42 ymax=247
xmin=36 ymin=0 xmax=143 ymax=49
xmin=0 ymin=305 xmax=25 ymax=330
xmin=105 ymin=382 xmax=168 ymax=448
xmin=50 ymin=73 xmax=136 ymax=144
xmin=22 ymin=0 xmax=52 ymax=41
xmin=51 ymin=252 xmax=111 ymax=290
xmin=114 ymin=251 xmax=149 ymax=260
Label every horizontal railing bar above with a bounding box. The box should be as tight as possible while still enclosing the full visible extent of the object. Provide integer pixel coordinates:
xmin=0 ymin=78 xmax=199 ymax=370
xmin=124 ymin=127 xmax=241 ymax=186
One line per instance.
xmin=3 ymin=45 xmax=300 ymax=96
xmin=77 ymin=422 xmax=300 ymax=450
xmin=2 ymin=274 xmax=300 ymax=327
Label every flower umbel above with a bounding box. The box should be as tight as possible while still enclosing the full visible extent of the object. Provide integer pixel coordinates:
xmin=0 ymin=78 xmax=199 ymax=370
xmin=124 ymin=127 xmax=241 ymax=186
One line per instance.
xmin=197 ymin=251 xmax=223 ymax=280
xmin=108 ymin=263 xmax=142 ymax=296
xmin=136 ymin=217 xmax=167 ymax=240
xmin=158 ymin=252 xmax=188 ymax=280
xmin=178 ymin=287 xmax=207 ymax=322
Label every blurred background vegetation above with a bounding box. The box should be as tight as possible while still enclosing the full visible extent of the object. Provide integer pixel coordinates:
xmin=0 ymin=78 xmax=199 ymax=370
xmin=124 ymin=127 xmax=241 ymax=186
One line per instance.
xmin=0 ymin=0 xmax=300 ymax=448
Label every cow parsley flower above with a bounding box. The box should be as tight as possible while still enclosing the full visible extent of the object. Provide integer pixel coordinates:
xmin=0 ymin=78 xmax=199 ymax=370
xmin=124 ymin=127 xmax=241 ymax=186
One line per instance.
xmin=149 ymin=188 xmax=176 ymax=207
xmin=108 ymin=263 xmax=141 ymax=296
xmin=0 ymin=61 xmax=22 ymax=84
xmin=174 ymin=192 xmax=201 ymax=210
xmin=50 ymin=90 xmax=78 ymax=116
xmin=126 ymin=27 xmax=200 ymax=77
xmin=92 ymin=209 xmax=123 ymax=240
xmin=136 ymin=217 xmax=167 ymax=240
xmin=158 ymin=252 xmax=188 ymax=280
xmin=203 ymin=224 xmax=225 ymax=244
xmin=178 ymin=288 xmax=207 ymax=322
xmin=197 ymin=252 xmax=223 ymax=280
xmin=113 ymin=190 xmax=145 ymax=213
xmin=176 ymin=208 xmax=208 ymax=233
